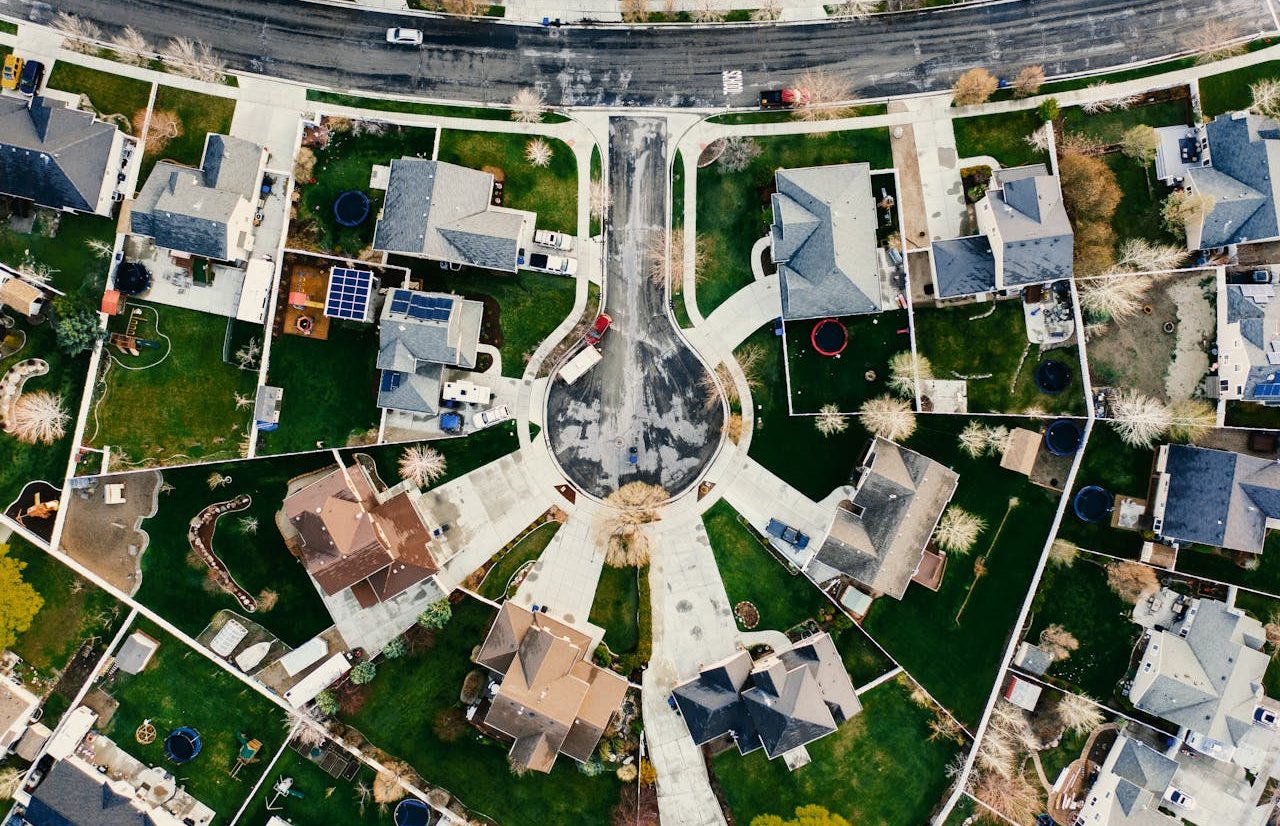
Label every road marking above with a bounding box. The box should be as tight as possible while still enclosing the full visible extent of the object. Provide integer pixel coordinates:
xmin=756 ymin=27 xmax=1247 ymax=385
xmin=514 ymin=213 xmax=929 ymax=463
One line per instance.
xmin=721 ymin=69 xmax=743 ymax=96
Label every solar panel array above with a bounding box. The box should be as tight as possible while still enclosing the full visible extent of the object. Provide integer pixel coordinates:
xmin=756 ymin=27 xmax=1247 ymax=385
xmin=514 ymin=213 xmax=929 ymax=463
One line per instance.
xmin=389 ymin=289 xmax=454 ymax=322
xmin=1255 ymin=383 xmax=1280 ymax=399
xmin=380 ymin=372 xmax=404 ymax=393
xmin=325 ymin=268 xmax=374 ymax=321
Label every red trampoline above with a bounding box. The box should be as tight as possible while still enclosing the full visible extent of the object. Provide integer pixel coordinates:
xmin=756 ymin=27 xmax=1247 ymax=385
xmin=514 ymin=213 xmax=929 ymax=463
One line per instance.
xmin=810 ymin=318 xmax=848 ymax=356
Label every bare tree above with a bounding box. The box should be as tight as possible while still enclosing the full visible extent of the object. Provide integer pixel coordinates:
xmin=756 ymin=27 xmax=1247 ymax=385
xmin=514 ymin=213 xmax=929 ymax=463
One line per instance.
xmin=751 ymin=0 xmax=782 ymax=21
xmin=1108 ymin=389 xmax=1171 ymax=447
xmin=1024 ymin=124 xmax=1053 ymax=154
xmin=1168 ymin=397 xmax=1216 ymax=441
xmin=509 ymin=88 xmax=547 ymax=123
xmin=970 ymin=764 xmax=1042 ymax=825
xmin=1192 ymin=20 xmax=1247 ymax=65
xmin=952 ymin=67 xmax=999 ymax=107
xmin=815 ymin=403 xmax=849 ymax=436
xmin=1040 ymin=624 xmax=1080 ymax=660
xmin=52 ymin=11 xmax=102 ymax=53
xmin=87 ymin=238 xmax=115 ymax=260
xmin=1107 ymin=559 xmax=1160 ymax=604
xmin=790 ymin=70 xmax=857 ymax=122
xmin=718 ymin=136 xmax=762 ymax=174
xmin=6 ymin=392 xmax=69 ymax=445
xmin=1057 ymin=692 xmax=1106 ymax=735
xmin=399 ymin=445 xmax=448 ymax=488
xmin=860 ymin=395 xmax=916 ymax=441
xmin=234 ymin=338 xmax=261 ymax=370
xmin=1049 ymin=538 xmax=1079 ymax=567
xmin=958 ymin=420 xmax=989 ymax=458
xmin=1012 ymin=65 xmax=1045 ymax=98
xmin=110 ymin=26 xmax=151 ymax=66
xmin=692 ymin=0 xmax=727 ymax=22
xmin=1118 ymin=124 xmax=1159 ymax=165
xmin=524 ymin=138 xmax=553 ymax=168
xmin=589 ymin=179 xmax=612 ymax=221
xmin=1114 ymin=238 xmax=1187 ymax=272
xmin=1080 ymin=83 xmax=1114 ymax=115
xmin=647 ymin=228 xmax=707 ymax=288
xmin=620 ymin=0 xmax=650 ymax=23
xmin=600 ymin=482 xmax=667 ymax=567
xmin=233 ymin=392 xmax=253 ymax=410
xmin=161 ymin=37 xmax=227 ymax=84
xmin=0 ymin=767 xmax=21 ymax=801
xmin=887 ymin=351 xmax=932 ymax=399
xmin=1162 ymin=190 xmax=1216 ymax=238
xmin=828 ymin=0 xmax=878 ymax=19
xmin=1077 ymin=277 xmax=1149 ymax=321
xmin=238 ymin=515 xmax=259 ymax=534
xmin=1251 ymin=78 xmax=1280 ymax=119
xmin=933 ymin=506 xmax=986 ymax=554
xmin=207 ymin=472 xmax=231 ymax=490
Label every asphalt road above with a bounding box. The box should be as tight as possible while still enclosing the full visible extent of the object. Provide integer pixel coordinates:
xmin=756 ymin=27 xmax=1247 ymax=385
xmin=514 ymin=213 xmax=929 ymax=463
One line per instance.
xmin=546 ymin=118 xmax=722 ymax=500
xmin=8 ymin=0 xmax=1273 ymax=107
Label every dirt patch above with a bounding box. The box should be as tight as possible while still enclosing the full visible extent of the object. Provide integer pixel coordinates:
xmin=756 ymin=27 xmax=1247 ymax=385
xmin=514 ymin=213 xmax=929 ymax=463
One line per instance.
xmin=60 ymin=470 xmax=162 ymax=594
xmin=1165 ymin=276 xmax=1215 ymax=401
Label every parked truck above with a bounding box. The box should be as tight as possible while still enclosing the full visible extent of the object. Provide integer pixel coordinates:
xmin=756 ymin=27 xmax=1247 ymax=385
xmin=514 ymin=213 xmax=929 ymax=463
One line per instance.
xmin=560 ymin=345 xmax=602 ymax=385
xmin=759 ymin=88 xmax=806 ymax=110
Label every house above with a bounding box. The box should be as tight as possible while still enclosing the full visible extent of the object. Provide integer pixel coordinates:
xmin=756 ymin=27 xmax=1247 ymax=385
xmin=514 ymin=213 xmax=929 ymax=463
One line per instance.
xmin=130 ymin=133 xmax=268 ymax=264
xmin=113 ymin=630 xmax=159 ymax=674
xmin=372 ymin=159 xmax=534 ymax=273
xmin=769 ymin=163 xmax=885 ymax=320
xmin=376 ymin=288 xmax=483 ymax=417
xmin=929 ymin=164 xmax=1073 ymax=300
xmin=1218 ymin=282 xmax=1280 ymax=404
xmin=1151 ymin=443 xmax=1280 ymax=554
xmin=0 ymin=679 xmax=40 ymax=753
xmin=805 ymin=437 xmax=959 ymax=600
xmin=281 ymin=461 xmax=440 ymax=610
xmin=0 ymin=96 xmax=130 ymax=217
xmin=1127 ymin=590 xmax=1274 ymax=768
xmin=1072 ymin=734 xmax=1180 ymax=826
xmin=1168 ymin=112 xmax=1280 ymax=251
xmin=473 ymin=603 xmax=628 ymax=774
xmin=672 ymin=633 xmax=860 ymax=763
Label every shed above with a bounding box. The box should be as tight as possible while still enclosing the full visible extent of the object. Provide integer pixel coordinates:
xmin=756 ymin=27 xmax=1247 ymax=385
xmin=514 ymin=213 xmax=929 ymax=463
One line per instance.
xmin=284 ymin=653 xmax=350 ymax=707
xmin=1000 ymin=428 xmax=1041 ymax=477
xmin=1002 ymin=673 xmax=1043 ymax=712
xmin=115 ymin=631 xmax=159 ymax=674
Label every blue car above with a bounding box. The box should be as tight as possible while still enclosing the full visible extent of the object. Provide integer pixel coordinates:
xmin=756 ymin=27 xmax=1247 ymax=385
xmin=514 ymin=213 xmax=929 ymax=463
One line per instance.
xmin=18 ymin=60 xmax=43 ymax=96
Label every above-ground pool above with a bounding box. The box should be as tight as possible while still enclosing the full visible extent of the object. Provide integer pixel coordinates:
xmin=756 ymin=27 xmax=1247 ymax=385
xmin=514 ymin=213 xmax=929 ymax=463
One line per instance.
xmin=1035 ymin=360 xmax=1071 ymax=394
xmin=163 ymin=727 xmax=202 ymax=764
xmin=1073 ymin=485 xmax=1114 ymax=523
xmin=810 ymin=318 xmax=849 ymax=356
xmin=333 ymin=190 xmax=372 ymax=227
xmin=1044 ymin=419 xmax=1083 ymax=456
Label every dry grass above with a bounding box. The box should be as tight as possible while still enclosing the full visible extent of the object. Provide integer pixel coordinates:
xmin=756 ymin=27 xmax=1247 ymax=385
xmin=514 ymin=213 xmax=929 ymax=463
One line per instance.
xmin=600 ymin=482 xmax=668 ymax=567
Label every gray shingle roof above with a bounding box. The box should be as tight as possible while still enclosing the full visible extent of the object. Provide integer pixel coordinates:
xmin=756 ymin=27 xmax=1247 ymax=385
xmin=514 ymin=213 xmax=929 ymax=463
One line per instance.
xmin=987 ymin=165 xmax=1074 ymax=287
xmin=1111 ymin=736 xmax=1177 ymax=792
xmin=25 ymin=760 xmax=159 ymax=826
xmin=931 ymin=236 xmax=996 ymax=299
xmin=770 ymin=164 xmax=882 ymax=320
xmin=376 ymin=290 xmax=483 ymax=414
xmin=1191 ymin=112 xmax=1280 ymax=249
xmin=376 ymin=364 xmax=443 ymax=416
xmin=372 ymin=159 xmax=530 ymax=273
xmin=0 ymin=96 xmax=118 ymax=214
xmin=1159 ymin=444 xmax=1280 ymax=553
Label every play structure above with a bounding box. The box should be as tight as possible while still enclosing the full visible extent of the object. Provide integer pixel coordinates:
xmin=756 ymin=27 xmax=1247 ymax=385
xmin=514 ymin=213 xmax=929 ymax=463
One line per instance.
xmin=1073 ymin=486 xmax=1114 ymax=524
xmin=17 ymin=491 xmax=58 ymax=524
xmin=265 ymin=776 xmax=305 ymax=811
xmin=287 ymin=290 xmax=324 ymax=337
xmin=810 ymin=317 xmax=849 ymax=357
xmin=163 ymin=727 xmax=202 ymax=764
xmin=229 ymin=731 xmax=263 ymax=778
xmin=332 ymin=190 xmax=371 ymax=227
xmin=109 ymin=307 xmax=162 ymax=356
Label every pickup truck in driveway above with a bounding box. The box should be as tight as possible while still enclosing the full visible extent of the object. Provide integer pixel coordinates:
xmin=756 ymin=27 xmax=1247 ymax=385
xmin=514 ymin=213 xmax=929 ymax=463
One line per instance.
xmin=528 ymin=252 xmax=578 ymax=276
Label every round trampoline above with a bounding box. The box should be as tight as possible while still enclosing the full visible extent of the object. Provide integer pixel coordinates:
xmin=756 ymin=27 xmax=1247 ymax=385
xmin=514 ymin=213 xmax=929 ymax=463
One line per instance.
xmin=810 ymin=318 xmax=848 ymax=356
xmin=1044 ymin=419 xmax=1083 ymax=456
xmin=394 ymin=799 xmax=433 ymax=826
xmin=333 ymin=190 xmax=371 ymax=227
xmin=163 ymin=727 xmax=202 ymax=764
xmin=1035 ymin=360 xmax=1071 ymax=394
xmin=115 ymin=262 xmax=152 ymax=296
xmin=1073 ymin=486 xmax=1114 ymax=523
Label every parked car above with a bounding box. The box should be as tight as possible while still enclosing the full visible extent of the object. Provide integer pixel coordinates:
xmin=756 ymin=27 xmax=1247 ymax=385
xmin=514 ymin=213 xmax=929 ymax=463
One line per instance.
xmin=385 ymin=27 xmax=424 ymax=45
xmin=1165 ymin=788 xmax=1195 ymax=810
xmin=1 ymin=54 xmax=23 ymax=91
xmin=585 ymin=313 xmax=612 ymax=345
xmin=18 ymin=60 xmax=44 ymax=96
xmin=766 ymin=518 xmax=809 ymax=550
xmin=1256 ymin=705 xmax=1278 ymax=728
xmin=472 ymin=405 xmax=511 ymax=430
xmin=527 ymin=251 xmax=578 ymax=276
xmin=533 ymin=229 xmax=574 ymax=251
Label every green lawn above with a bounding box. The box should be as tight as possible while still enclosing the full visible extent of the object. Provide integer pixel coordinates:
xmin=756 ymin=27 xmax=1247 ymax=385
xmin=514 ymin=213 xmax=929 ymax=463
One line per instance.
xmin=1176 ymin=535 xmax=1280 ymax=597
xmin=478 ymin=522 xmax=561 ymax=600
xmin=339 ymin=421 xmax=520 ymax=491
xmin=863 ymin=415 xmax=1061 ymax=725
xmin=740 ymin=324 xmax=877 ymax=500
xmin=344 ymin=596 xmax=621 ymax=824
xmin=260 ymin=321 xmax=380 ymax=454
xmin=589 ymin=565 xmax=641 ymax=654
xmin=295 ymin=124 xmax=438 ymax=255
xmin=591 ymin=143 xmax=604 ymax=237
xmin=388 ymin=259 xmax=576 ymax=378
xmin=0 ymin=21 xmax=16 ymax=35
xmin=1026 ymin=556 xmax=1140 ymax=702
xmin=702 ymin=499 xmax=827 ymax=632
xmin=707 ymin=104 xmax=890 ymax=125
xmin=134 ymin=451 xmax=336 ymax=647
xmin=89 ymin=301 xmax=258 ymax=467
xmin=1200 ymin=60 xmax=1280 ymax=117
xmin=101 ymin=619 xmax=284 ymax=818
xmin=696 ymin=128 xmax=892 ymax=318
xmin=786 ymin=310 xmax=911 ymax=413
xmin=834 ymin=625 xmax=896 ymax=687
xmin=47 ymin=63 xmax=152 ymax=126
xmin=1056 ymin=425 xmax=1152 ymax=557
xmin=1060 ymin=99 xmax=1191 ymax=144
xmin=0 ymin=209 xmax=116 ymax=305
xmin=1104 ymin=153 xmax=1176 ymax=245
xmin=236 ymin=745 xmax=387 ymax=826
xmin=711 ymin=677 xmax=959 ymax=826
xmin=914 ymin=300 xmax=1087 ymax=415
xmin=436 ymin=130 xmax=578 ymax=235
xmin=1225 ymin=401 xmax=1280 ymax=429
xmin=306 ymin=90 xmax=569 ymax=123
xmin=139 ymin=86 xmax=237 ymax=187
xmin=1038 ymin=719 xmax=1091 ymax=782
xmin=952 ymin=110 xmax=1048 ymax=168
xmin=1234 ymin=591 xmax=1280 ymax=698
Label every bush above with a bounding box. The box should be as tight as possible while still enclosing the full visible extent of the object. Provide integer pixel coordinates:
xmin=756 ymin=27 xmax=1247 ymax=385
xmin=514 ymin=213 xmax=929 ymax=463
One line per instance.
xmin=417 ymin=598 xmax=452 ymax=629
xmin=53 ymin=298 xmax=101 ymax=356
xmin=382 ymin=636 xmax=407 ymax=659
xmin=313 ymin=690 xmax=339 ymax=716
xmin=432 ymin=706 xmax=468 ymax=742
xmin=1037 ymin=97 xmax=1060 ymax=122
xmin=350 ymin=661 xmax=377 ymax=685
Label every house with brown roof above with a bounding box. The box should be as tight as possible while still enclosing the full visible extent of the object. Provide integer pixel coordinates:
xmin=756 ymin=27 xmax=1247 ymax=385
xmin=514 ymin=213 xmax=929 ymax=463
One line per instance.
xmin=280 ymin=462 xmax=440 ymax=610
xmin=474 ymin=603 xmax=629 ymax=774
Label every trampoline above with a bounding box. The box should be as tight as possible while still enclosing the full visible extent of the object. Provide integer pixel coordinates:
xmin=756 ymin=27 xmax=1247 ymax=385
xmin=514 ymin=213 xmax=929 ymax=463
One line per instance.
xmin=1044 ymin=419 xmax=1083 ymax=456
xmin=1073 ymin=486 xmax=1114 ymax=523
xmin=810 ymin=318 xmax=848 ymax=356
xmin=1035 ymin=360 xmax=1071 ymax=394
xmin=394 ymin=799 xmax=433 ymax=826
xmin=163 ymin=727 xmax=202 ymax=764
xmin=115 ymin=262 xmax=152 ymax=296
xmin=333 ymin=190 xmax=371 ymax=227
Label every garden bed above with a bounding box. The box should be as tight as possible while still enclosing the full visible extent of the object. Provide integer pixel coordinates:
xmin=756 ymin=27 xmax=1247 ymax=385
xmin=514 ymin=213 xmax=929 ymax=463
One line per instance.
xmin=477 ymin=521 xmax=561 ymax=600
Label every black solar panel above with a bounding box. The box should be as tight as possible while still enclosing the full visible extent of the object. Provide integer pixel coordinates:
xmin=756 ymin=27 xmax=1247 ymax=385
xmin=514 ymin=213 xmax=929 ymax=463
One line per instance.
xmin=324 ymin=267 xmax=373 ymax=320
xmin=380 ymin=371 xmax=403 ymax=393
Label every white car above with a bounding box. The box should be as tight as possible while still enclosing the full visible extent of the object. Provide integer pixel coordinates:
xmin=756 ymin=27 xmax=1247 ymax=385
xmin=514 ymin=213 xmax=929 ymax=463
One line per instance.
xmin=534 ymin=229 xmax=574 ymax=251
xmin=472 ymin=405 xmax=511 ymax=430
xmin=386 ymin=27 xmax=424 ymax=45
xmin=1165 ymin=788 xmax=1195 ymax=810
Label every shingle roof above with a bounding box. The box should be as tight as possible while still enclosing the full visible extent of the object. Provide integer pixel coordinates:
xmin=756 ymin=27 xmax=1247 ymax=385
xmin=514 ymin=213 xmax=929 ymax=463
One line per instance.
xmin=1111 ymin=736 xmax=1178 ymax=792
xmin=1159 ymin=444 xmax=1280 ymax=553
xmin=0 ymin=96 xmax=118 ymax=213
xmin=372 ymin=159 xmax=531 ymax=273
xmin=770 ymin=164 xmax=882 ymax=320
xmin=1192 ymin=112 xmax=1280 ymax=249
xmin=24 ymin=760 xmax=160 ymax=826
xmin=931 ymin=236 xmax=996 ymax=299
xmin=987 ymin=165 xmax=1074 ymax=288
